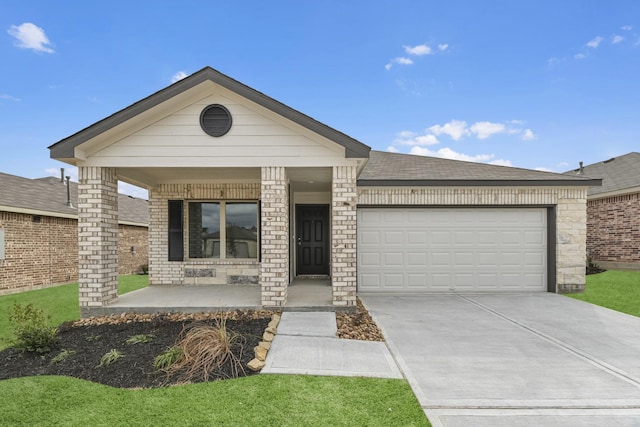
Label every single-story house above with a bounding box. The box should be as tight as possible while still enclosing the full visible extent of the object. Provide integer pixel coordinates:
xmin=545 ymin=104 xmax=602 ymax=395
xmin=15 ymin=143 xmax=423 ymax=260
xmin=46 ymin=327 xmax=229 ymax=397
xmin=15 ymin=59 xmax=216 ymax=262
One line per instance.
xmin=565 ymin=153 xmax=640 ymax=270
xmin=0 ymin=171 xmax=148 ymax=294
xmin=48 ymin=66 xmax=600 ymax=316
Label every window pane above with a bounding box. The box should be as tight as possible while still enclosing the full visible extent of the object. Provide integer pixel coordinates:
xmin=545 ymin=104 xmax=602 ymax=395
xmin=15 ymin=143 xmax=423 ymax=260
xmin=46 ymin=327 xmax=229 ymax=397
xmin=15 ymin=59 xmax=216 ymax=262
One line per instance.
xmin=189 ymin=202 xmax=220 ymax=258
xmin=226 ymin=203 xmax=258 ymax=259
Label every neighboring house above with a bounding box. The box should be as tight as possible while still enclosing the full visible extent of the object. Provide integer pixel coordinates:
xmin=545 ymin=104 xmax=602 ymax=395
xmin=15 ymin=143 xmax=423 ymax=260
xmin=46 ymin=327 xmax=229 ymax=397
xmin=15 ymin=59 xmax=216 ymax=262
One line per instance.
xmin=0 ymin=172 xmax=149 ymax=294
xmin=565 ymin=153 xmax=640 ymax=270
xmin=48 ymin=66 xmax=600 ymax=315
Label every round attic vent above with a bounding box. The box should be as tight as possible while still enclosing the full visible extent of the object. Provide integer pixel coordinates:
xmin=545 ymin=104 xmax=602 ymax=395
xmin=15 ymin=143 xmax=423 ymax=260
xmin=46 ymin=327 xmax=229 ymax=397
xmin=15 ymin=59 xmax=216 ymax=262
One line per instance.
xmin=200 ymin=104 xmax=232 ymax=137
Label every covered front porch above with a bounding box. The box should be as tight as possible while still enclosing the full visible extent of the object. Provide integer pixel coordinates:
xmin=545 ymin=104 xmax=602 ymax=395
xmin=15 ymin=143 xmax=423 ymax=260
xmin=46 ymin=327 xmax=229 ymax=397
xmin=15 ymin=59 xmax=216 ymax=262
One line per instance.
xmin=91 ymin=278 xmax=342 ymax=316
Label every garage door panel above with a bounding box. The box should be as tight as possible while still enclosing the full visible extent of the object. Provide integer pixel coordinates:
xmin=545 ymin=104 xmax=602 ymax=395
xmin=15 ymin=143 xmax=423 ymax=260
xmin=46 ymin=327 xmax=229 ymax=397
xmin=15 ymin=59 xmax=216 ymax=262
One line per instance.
xmin=358 ymin=207 xmax=547 ymax=292
xmin=384 ymin=231 xmax=404 ymax=244
xmin=383 ymin=253 xmax=404 ymax=267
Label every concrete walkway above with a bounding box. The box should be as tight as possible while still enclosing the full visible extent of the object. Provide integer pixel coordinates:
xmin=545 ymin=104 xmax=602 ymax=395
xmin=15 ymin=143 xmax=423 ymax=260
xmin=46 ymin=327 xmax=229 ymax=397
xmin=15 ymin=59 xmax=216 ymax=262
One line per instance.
xmin=262 ymin=312 xmax=402 ymax=379
xmin=360 ymin=293 xmax=640 ymax=427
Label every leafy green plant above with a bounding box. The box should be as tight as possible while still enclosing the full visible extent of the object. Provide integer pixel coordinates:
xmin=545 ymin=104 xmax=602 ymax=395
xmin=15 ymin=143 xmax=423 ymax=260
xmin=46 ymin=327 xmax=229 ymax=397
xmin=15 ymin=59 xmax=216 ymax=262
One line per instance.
xmin=126 ymin=334 xmax=155 ymax=345
xmin=85 ymin=334 xmax=101 ymax=342
xmin=153 ymin=346 xmax=183 ymax=370
xmin=8 ymin=303 xmax=57 ymax=353
xmin=51 ymin=349 xmax=76 ymax=364
xmin=98 ymin=349 xmax=124 ymax=367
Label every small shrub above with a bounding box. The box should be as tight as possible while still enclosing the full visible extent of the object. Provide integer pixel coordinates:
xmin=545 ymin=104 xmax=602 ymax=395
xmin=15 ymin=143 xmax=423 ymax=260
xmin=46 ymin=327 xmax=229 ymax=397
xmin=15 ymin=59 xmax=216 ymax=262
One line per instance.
xmin=51 ymin=349 xmax=76 ymax=364
xmin=140 ymin=264 xmax=149 ymax=275
xmin=98 ymin=349 xmax=124 ymax=367
xmin=126 ymin=334 xmax=155 ymax=345
xmin=153 ymin=346 xmax=183 ymax=371
xmin=586 ymin=256 xmax=605 ymax=275
xmin=8 ymin=303 xmax=57 ymax=353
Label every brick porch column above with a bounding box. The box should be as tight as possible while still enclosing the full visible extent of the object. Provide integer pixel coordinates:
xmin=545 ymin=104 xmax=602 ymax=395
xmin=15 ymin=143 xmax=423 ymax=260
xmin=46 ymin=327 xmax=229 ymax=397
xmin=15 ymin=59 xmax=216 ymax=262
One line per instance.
xmin=556 ymin=195 xmax=588 ymax=292
xmin=260 ymin=167 xmax=289 ymax=306
xmin=78 ymin=166 xmax=119 ymax=316
xmin=331 ymin=165 xmax=357 ymax=307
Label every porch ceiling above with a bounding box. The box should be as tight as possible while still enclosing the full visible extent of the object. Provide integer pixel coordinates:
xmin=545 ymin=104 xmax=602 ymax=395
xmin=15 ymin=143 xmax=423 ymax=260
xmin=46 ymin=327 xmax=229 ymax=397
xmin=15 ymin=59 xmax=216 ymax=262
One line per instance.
xmin=117 ymin=166 xmax=333 ymax=192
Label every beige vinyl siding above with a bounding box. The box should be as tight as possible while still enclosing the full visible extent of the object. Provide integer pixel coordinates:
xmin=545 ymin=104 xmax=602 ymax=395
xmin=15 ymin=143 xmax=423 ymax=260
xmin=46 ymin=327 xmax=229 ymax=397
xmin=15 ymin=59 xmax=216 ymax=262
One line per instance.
xmin=85 ymin=92 xmax=351 ymax=168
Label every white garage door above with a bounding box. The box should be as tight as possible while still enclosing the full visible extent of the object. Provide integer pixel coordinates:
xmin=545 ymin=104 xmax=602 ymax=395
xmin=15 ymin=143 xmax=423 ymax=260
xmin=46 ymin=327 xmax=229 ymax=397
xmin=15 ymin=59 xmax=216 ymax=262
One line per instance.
xmin=358 ymin=208 xmax=547 ymax=292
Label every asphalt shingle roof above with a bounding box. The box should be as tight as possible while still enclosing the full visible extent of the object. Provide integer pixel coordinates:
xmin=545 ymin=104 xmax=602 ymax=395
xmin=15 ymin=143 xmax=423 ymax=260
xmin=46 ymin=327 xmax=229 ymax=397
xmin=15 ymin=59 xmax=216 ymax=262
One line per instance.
xmin=563 ymin=152 xmax=640 ymax=196
xmin=0 ymin=172 xmax=148 ymax=225
xmin=359 ymin=151 xmax=600 ymax=186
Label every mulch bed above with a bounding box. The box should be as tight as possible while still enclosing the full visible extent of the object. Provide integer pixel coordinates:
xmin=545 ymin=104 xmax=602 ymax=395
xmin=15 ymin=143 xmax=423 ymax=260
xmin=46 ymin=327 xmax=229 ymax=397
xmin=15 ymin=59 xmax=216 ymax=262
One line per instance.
xmin=0 ymin=300 xmax=384 ymax=389
xmin=0 ymin=312 xmax=270 ymax=389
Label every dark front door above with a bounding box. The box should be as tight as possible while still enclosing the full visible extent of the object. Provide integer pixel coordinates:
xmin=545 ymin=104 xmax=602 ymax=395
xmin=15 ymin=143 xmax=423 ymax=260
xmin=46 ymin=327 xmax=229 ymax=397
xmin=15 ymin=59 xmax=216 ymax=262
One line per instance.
xmin=296 ymin=205 xmax=329 ymax=275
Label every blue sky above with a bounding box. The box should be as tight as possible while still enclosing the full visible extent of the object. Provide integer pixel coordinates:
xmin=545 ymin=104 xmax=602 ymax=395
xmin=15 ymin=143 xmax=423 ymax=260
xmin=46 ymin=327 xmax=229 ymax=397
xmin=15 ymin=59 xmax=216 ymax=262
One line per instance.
xmin=1 ymin=0 xmax=639 ymax=198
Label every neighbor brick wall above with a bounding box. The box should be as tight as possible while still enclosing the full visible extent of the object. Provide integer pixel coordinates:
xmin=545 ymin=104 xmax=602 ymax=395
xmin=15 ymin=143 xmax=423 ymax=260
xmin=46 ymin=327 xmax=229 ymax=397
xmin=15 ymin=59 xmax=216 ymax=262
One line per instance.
xmin=587 ymin=192 xmax=640 ymax=266
xmin=148 ymin=183 xmax=261 ymax=286
xmin=0 ymin=211 xmax=147 ymax=295
xmin=118 ymin=225 xmax=149 ymax=275
xmin=0 ymin=211 xmax=76 ymax=293
xmin=358 ymin=186 xmax=589 ymax=292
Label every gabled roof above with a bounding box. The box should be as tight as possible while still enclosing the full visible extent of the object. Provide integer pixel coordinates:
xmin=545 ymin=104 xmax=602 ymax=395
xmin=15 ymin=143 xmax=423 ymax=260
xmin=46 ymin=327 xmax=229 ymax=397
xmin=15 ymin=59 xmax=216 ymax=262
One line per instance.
xmin=0 ymin=172 xmax=148 ymax=226
xmin=358 ymin=151 xmax=601 ymax=187
xmin=564 ymin=152 xmax=640 ymax=197
xmin=49 ymin=66 xmax=371 ymax=160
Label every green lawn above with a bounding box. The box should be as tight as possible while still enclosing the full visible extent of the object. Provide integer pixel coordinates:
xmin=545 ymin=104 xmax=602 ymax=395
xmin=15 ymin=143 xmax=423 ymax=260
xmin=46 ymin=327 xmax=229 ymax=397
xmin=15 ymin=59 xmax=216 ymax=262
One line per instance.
xmin=0 ymin=275 xmax=148 ymax=350
xmin=0 ymin=275 xmax=430 ymax=426
xmin=0 ymin=375 xmax=428 ymax=426
xmin=568 ymin=270 xmax=640 ymax=317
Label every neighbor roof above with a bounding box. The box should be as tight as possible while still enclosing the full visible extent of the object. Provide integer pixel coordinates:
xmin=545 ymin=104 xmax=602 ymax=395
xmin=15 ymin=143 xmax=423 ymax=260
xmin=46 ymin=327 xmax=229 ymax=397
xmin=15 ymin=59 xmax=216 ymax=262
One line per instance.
xmin=358 ymin=151 xmax=602 ymax=187
xmin=564 ymin=152 xmax=640 ymax=197
xmin=0 ymin=172 xmax=148 ymax=226
xmin=49 ymin=66 xmax=371 ymax=160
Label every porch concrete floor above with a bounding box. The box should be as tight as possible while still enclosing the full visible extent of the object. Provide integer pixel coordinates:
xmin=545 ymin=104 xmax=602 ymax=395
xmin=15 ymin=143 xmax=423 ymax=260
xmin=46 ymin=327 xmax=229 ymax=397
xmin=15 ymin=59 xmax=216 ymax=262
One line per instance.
xmin=100 ymin=278 xmax=334 ymax=315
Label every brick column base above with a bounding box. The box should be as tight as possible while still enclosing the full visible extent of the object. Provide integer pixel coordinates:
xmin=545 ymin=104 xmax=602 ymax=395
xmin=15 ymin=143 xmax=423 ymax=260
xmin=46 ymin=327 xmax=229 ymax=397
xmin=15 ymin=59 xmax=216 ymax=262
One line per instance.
xmin=78 ymin=166 xmax=119 ymax=315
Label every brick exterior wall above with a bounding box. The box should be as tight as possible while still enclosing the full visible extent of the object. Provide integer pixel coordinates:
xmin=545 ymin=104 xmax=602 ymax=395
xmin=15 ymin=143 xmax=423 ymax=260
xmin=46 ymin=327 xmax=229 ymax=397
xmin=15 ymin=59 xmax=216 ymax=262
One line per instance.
xmin=587 ymin=192 xmax=640 ymax=268
xmin=260 ymin=167 xmax=289 ymax=306
xmin=358 ymin=186 xmax=589 ymax=292
xmin=0 ymin=211 xmax=147 ymax=295
xmin=78 ymin=166 xmax=119 ymax=311
xmin=332 ymin=166 xmax=357 ymax=307
xmin=148 ymin=183 xmax=261 ymax=287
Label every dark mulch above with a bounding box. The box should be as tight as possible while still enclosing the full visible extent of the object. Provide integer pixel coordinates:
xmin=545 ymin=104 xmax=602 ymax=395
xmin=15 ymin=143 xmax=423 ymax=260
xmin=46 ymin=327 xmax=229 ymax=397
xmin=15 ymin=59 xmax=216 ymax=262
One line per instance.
xmin=0 ymin=315 xmax=269 ymax=389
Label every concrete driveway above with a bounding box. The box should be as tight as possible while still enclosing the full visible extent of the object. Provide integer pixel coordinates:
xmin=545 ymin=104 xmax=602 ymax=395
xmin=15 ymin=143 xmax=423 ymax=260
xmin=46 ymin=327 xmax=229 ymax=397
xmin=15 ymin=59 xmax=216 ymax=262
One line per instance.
xmin=360 ymin=293 xmax=640 ymax=427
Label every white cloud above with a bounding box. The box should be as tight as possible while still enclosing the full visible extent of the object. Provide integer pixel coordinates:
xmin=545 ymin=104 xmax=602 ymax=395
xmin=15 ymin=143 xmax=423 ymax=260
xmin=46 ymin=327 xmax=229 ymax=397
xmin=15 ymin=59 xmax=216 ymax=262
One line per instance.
xmin=427 ymin=120 xmax=469 ymax=140
xmin=394 ymin=131 xmax=439 ymax=146
xmin=409 ymin=146 xmax=493 ymax=163
xmin=621 ymin=25 xmax=633 ymax=31
xmin=489 ymin=159 xmax=513 ymax=167
xmin=438 ymin=44 xmax=449 ymax=51
xmin=557 ymin=161 xmax=569 ymax=168
xmin=404 ymin=44 xmax=432 ymax=56
xmin=612 ymin=34 xmax=624 ymax=44
xmin=385 ymin=57 xmax=414 ymax=70
xmin=171 ymin=71 xmax=188 ymax=83
xmin=469 ymin=121 xmax=506 ymax=139
xmin=386 ymin=146 xmax=399 ymax=153
xmin=0 ymin=94 xmax=21 ymax=102
xmin=586 ymin=36 xmax=603 ymax=48
xmin=574 ymin=53 xmax=587 ymax=59
xmin=521 ymin=129 xmax=535 ymax=140
xmin=8 ymin=22 xmax=54 ymax=53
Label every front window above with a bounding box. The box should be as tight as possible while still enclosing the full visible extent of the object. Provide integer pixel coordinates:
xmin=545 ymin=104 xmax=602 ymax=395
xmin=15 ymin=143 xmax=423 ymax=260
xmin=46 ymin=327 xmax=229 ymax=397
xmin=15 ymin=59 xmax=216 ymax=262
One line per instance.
xmin=188 ymin=202 xmax=258 ymax=259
